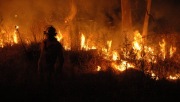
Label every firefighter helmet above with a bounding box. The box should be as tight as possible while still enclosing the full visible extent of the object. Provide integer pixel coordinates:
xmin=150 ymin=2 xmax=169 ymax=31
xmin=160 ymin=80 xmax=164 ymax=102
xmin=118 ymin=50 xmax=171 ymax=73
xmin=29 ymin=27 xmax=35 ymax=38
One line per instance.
xmin=44 ymin=26 xmax=57 ymax=36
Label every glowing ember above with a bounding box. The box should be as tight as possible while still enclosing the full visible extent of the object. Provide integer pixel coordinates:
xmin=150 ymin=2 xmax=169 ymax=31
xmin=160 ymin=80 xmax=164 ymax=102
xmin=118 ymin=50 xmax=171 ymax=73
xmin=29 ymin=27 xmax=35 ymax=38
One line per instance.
xmin=159 ymin=39 xmax=166 ymax=60
xmin=112 ymin=51 xmax=120 ymax=61
xmin=81 ymin=33 xmax=86 ymax=50
xmin=97 ymin=66 xmax=101 ymax=71
xmin=13 ymin=31 xmax=18 ymax=44
xmin=170 ymin=46 xmax=176 ymax=58
xmin=168 ymin=75 xmax=178 ymax=80
xmin=111 ymin=60 xmax=134 ymax=72
xmin=147 ymin=71 xmax=159 ymax=80
xmin=132 ymin=30 xmax=143 ymax=59
xmin=15 ymin=25 xmax=19 ymax=29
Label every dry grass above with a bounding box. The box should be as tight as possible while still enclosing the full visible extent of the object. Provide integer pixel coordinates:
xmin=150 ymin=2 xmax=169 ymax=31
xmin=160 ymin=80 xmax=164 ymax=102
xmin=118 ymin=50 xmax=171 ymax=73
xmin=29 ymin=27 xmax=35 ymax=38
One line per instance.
xmin=0 ymin=42 xmax=180 ymax=102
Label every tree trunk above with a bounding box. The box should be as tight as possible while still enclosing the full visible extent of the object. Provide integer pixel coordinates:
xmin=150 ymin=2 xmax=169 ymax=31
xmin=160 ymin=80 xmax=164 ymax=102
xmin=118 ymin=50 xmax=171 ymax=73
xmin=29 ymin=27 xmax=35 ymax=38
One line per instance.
xmin=142 ymin=0 xmax=152 ymax=39
xmin=121 ymin=0 xmax=133 ymax=42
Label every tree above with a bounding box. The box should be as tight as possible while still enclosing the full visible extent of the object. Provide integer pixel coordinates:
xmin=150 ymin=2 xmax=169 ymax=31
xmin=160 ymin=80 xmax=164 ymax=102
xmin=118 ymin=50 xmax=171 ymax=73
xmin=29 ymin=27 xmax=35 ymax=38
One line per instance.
xmin=121 ymin=0 xmax=133 ymax=42
xmin=142 ymin=0 xmax=152 ymax=40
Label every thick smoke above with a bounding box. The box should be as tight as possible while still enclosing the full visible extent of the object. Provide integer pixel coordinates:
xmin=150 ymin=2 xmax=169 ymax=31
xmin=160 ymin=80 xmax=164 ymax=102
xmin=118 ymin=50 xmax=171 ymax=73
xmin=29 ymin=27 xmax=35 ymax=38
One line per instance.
xmin=0 ymin=0 xmax=179 ymax=48
xmin=0 ymin=0 xmax=71 ymax=40
xmin=0 ymin=0 xmax=121 ymax=46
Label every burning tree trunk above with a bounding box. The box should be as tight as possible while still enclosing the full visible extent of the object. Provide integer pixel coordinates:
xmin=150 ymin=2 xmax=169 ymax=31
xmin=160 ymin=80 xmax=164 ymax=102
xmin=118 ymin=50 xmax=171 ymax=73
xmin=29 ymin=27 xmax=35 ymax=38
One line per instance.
xmin=121 ymin=0 xmax=133 ymax=42
xmin=142 ymin=0 xmax=152 ymax=39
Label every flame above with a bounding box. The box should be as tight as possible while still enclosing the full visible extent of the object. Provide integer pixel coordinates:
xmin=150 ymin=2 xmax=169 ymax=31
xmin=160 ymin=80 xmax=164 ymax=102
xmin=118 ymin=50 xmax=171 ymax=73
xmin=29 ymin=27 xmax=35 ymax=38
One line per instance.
xmin=107 ymin=40 xmax=112 ymax=52
xmin=159 ymin=39 xmax=166 ymax=60
xmin=56 ymin=30 xmax=63 ymax=42
xmin=15 ymin=25 xmax=19 ymax=29
xmin=132 ymin=30 xmax=143 ymax=59
xmin=168 ymin=75 xmax=178 ymax=80
xmin=0 ymin=26 xmax=20 ymax=47
xmin=132 ymin=30 xmax=157 ymax=63
xmin=13 ymin=31 xmax=18 ymax=44
xmin=81 ymin=33 xmax=86 ymax=50
xmin=170 ymin=46 xmax=176 ymax=58
xmin=97 ymin=66 xmax=101 ymax=71
xmin=0 ymin=39 xmax=4 ymax=48
xmin=133 ymin=30 xmax=142 ymax=50
xmin=80 ymin=33 xmax=97 ymax=50
xmin=112 ymin=51 xmax=120 ymax=61
xmin=0 ymin=24 xmax=179 ymax=81
xmin=147 ymin=70 xmax=159 ymax=80
xmin=167 ymin=74 xmax=180 ymax=80
xmin=111 ymin=60 xmax=134 ymax=72
xmin=101 ymin=40 xmax=113 ymax=60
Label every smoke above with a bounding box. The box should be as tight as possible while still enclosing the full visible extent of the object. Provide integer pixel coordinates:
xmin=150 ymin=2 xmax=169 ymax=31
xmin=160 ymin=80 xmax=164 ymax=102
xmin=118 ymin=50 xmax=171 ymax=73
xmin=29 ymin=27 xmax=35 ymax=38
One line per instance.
xmin=0 ymin=0 xmax=179 ymax=49
xmin=0 ymin=0 xmax=70 ymax=40
xmin=0 ymin=0 xmax=121 ymax=45
xmin=150 ymin=0 xmax=180 ymax=33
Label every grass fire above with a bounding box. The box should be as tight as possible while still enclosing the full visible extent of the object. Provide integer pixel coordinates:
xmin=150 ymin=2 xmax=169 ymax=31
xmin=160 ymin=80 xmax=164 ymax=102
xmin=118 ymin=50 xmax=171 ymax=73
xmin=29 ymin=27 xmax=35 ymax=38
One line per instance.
xmin=0 ymin=0 xmax=180 ymax=102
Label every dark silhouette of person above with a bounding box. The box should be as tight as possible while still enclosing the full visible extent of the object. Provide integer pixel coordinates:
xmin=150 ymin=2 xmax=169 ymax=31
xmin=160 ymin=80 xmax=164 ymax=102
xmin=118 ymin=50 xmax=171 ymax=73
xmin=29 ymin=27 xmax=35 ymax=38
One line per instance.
xmin=38 ymin=25 xmax=64 ymax=86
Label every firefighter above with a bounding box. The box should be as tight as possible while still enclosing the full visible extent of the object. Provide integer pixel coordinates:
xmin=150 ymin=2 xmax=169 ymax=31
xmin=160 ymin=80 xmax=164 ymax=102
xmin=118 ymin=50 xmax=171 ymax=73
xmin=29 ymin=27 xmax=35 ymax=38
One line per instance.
xmin=38 ymin=25 xmax=64 ymax=85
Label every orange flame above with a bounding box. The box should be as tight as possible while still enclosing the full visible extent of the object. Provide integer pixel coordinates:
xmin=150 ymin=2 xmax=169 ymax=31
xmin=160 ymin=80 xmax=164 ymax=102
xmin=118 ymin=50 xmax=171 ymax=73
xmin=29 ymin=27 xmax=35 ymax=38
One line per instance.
xmin=97 ymin=66 xmax=101 ymax=71
xmin=132 ymin=30 xmax=143 ymax=59
xmin=112 ymin=51 xmax=120 ymax=61
xmin=159 ymin=39 xmax=166 ymax=60
xmin=56 ymin=30 xmax=63 ymax=42
xmin=170 ymin=46 xmax=176 ymax=58
xmin=80 ymin=33 xmax=96 ymax=50
xmin=111 ymin=60 xmax=134 ymax=72
xmin=13 ymin=31 xmax=18 ymax=44
xmin=81 ymin=33 xmax=86 ymax=50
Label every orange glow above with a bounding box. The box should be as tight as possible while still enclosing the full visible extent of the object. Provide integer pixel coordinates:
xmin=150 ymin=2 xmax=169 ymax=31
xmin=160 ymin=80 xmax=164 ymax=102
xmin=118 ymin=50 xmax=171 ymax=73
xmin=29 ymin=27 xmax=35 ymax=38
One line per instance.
xmin=170 ymin=46 xmax=176 ymax=58
xmin=132 ymin=30 xmax=143 ymax=59
xmin=13 ymin=31 xmax=18 ymax=44
xmin=0 ymin=40 xmax=4 ymax=48
xmin=107 ymin=40 xmax=112 ymax=52
xmin=80 ymin=33 xmax=97 ymax=50
xmin=111 ymin=60 xmax=134 ymax=72
xmin=112 ymin=51 xmax=120 ymax=61
xmin=159 ymin=39 xmax=166 ymax=60
xmin=81 ymin=33 xmax=86 ymax=50
xmin=15 ymin=25 xmax=19 ymax=29
xmin=0 ymin=26 xmax=179 ymax=80
xmin=167 ymin=74 xmax=180 ymax=80
xmin=56 ymin=30 xmax=63 ymax=42
xmin=97 ymin=66 xmax=101 ymax=71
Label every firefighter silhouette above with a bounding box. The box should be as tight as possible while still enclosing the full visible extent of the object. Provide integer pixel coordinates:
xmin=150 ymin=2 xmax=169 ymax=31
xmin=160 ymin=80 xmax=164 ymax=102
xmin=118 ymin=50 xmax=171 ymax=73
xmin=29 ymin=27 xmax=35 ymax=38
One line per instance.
xmin=38 ymin=25 xmax=64 ymax=85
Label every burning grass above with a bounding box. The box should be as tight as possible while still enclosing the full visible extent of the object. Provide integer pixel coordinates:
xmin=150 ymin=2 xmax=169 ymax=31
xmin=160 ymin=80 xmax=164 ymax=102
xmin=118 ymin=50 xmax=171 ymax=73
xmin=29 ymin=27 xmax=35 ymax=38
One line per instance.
xmin=0 ymin=39 xmax=180 ymax=101
xmin=0 ymin=27 xmax=180 ymax=81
